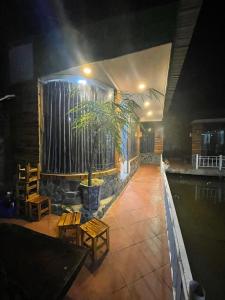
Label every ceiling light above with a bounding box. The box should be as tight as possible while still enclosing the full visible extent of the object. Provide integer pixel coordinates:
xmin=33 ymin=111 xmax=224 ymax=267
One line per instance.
xmin=144 ymin=101 xmax=150 ymax=107
xmin=148 ymin=128 xmax=152 ymax=132
xmin=108 ymin=90 xmax=114 ymax=100
xmin=83 ymin=67 xmax=92 ymax=75
xmin=138 ymin=83 xmax=146 ymax=90
xmin=147 ymin=111 xmax=153 ymax=116
xmin=78 ymin=79 xmax=87 ymax=85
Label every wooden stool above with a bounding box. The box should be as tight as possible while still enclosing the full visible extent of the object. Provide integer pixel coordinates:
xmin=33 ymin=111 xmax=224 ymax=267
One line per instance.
xmin=80 ymin=218 xmax=109 ymax=261
xmin=28 ymin=195 xmax=51 ymax=221
xmin=58 ymin=212 xmax=81 ymax=245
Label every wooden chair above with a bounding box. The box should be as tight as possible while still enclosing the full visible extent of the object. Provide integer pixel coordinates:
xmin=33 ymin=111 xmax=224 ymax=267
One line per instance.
xmin=80 ymin=218 xmax=109 ymax=261
xmin=16 ymin=163 xmax=51 ymax=220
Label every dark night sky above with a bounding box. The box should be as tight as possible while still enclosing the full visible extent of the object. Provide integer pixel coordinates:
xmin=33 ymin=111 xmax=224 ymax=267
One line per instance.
xmin=1 ymin=0 xmax=224 ymax=122
xmin=0 ymin=0 xmax=174 ymax=43
xmin=169 ymin=1 xmax=225 ymax=121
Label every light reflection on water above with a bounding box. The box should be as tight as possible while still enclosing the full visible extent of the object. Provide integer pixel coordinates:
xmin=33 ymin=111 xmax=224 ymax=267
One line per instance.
xmin=168 ymin=174 xmax=225 ymax=300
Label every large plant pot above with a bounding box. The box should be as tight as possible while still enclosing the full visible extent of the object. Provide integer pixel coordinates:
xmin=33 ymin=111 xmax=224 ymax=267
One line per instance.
xmin=80 ymin=184 xmax=102 ymax=211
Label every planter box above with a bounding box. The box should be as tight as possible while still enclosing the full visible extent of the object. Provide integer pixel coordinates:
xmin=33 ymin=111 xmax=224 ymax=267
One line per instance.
xmin=80 ymin=184 xmax=102 ymax=211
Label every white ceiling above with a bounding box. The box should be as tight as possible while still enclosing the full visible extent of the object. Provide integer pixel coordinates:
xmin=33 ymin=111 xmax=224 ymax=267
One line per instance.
xmin=43 ymin=43 xmax=172 ymax=122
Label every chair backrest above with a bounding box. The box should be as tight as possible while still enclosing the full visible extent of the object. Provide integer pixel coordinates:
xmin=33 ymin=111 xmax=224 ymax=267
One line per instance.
xmin=16 ymin=163 xmax=41 ymax=201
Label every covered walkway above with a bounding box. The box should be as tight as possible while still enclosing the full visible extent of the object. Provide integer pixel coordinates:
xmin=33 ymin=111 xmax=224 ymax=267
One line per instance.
xmin=0 ymin=165 xmax=172 ymax=300
xmin=67 ymin=165 xmax=172 ymax=300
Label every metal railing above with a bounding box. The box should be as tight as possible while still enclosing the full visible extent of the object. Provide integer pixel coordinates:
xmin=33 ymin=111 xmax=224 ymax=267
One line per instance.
xmin=192 ymin=154 xmax=225 ymax=170
xmin=161 ymin=160 xmax=205 ymax=300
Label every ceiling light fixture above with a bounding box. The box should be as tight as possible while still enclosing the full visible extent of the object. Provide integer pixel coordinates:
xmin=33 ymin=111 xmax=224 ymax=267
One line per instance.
xmin=138 ymin=83 xmax=146 ymax=90
xmin=147 ymin=111 xmax=153 ymax=116
xmin=144 ymin=101 xmax=150 ymax=107
xmin=83 ymin=67 xmax=92 ymax=75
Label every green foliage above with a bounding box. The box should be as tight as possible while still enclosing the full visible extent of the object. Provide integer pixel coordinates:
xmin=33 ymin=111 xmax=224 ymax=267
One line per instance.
xmin=69 ymin=90 xmax=140 ymax=155
xmin=68 ymin=87 xmax=141 ymax=186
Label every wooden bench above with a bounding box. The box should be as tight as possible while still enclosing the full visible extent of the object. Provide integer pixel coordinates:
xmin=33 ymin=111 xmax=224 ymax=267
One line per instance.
xmin=58 ymin=212 xmax=81 ymax=245
xmin=80 ymin=218 xmax=109 ymax=261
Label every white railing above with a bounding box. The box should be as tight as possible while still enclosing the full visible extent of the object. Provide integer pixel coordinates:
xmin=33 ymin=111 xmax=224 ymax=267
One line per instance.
xmin=192 ymin=154 xmax=225 ymax=170
xmin=161 ymin=160 xmax=205 ymax=300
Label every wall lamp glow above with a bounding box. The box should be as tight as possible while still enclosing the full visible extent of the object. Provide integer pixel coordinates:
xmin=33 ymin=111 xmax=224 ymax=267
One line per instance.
xmin=147 ymin=111 xmax=153 ymax=116
xmin=78 ymin=79 xmax=87 ymax=85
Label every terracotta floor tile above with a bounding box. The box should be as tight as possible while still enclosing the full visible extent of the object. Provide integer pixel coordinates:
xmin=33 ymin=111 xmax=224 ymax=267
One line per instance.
xmin=91 ymin=262 xmax=126 ymax=294
xmin=124 ymin=219 xmax=156 ymax=243
xmin=128 ymin=277 xmax=158 ymax=300
xmin=108 ymin=244 xmax=155 ymax=284
xmin=112 ymin=210 xmax=136 ymax=226
xmin=109 ymin=227 xmax=134 ymax=252
xmin=156 ymin=264 xmax=173 ymax=289
xmin=87 ymin=286 xmax=131 ymax=300
xmin=129 ymin=206 xmax=152 ymax=223
xmin=102 ymin=215 xmax=121 ymax=230
xmin=142 ymin=272 xmax=173 ymax=300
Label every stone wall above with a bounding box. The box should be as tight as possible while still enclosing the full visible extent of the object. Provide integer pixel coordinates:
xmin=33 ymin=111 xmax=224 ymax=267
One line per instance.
xmin=40 ymin=157 xmax=140 ymax=215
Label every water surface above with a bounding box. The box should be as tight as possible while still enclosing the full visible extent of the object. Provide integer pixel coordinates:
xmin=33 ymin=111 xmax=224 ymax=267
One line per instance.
xmin=168 ymin=174 xmax=225 ymax=300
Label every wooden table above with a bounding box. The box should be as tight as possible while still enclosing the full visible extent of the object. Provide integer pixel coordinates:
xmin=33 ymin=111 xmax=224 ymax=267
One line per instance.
xmin=0 ymin=223 xmax=88 ymax=300
xmin=58 ymin=212 xmax=81 ymax=245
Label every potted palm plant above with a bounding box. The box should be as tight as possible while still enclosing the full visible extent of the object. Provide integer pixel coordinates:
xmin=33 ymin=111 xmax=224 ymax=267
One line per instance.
xmin=69 ymin=88 xmax=140 ymax=211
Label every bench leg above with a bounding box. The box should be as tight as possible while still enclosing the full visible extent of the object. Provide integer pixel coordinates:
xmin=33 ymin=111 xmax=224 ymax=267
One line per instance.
xmin=28 ymin=202 xmax=32 ymax=220
xmin=76 ymin=226 xmax=81 ymax=246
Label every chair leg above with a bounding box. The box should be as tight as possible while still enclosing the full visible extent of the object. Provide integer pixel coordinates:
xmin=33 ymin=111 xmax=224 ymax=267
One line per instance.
xmin=28 ymin=202 xmax=32 ymax=220
xmin=92 ymin=238 xmax=97 ymax=262
xmin=37 ymin=203 xmax=41 ymax=221
xmin=81 ymin=231 xmax=84 ymax=246
xmin=76 ymin=226 xmax=80 ymax=246
xmin=106 ymin=228 xmax=110 ymax=251
xmin=48 ymin=198 xmax=51 ymax=215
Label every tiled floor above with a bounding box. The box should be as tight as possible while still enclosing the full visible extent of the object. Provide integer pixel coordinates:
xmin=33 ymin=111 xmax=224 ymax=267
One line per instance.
xmin=66 ymin=165 xmax=173 ymax=300
xmin=0 ymin=165 xmax=172 ymax=300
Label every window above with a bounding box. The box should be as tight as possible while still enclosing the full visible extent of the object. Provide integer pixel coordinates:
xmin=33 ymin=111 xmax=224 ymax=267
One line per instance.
xmin=201 ymin=129 xmax=225 ymax=155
